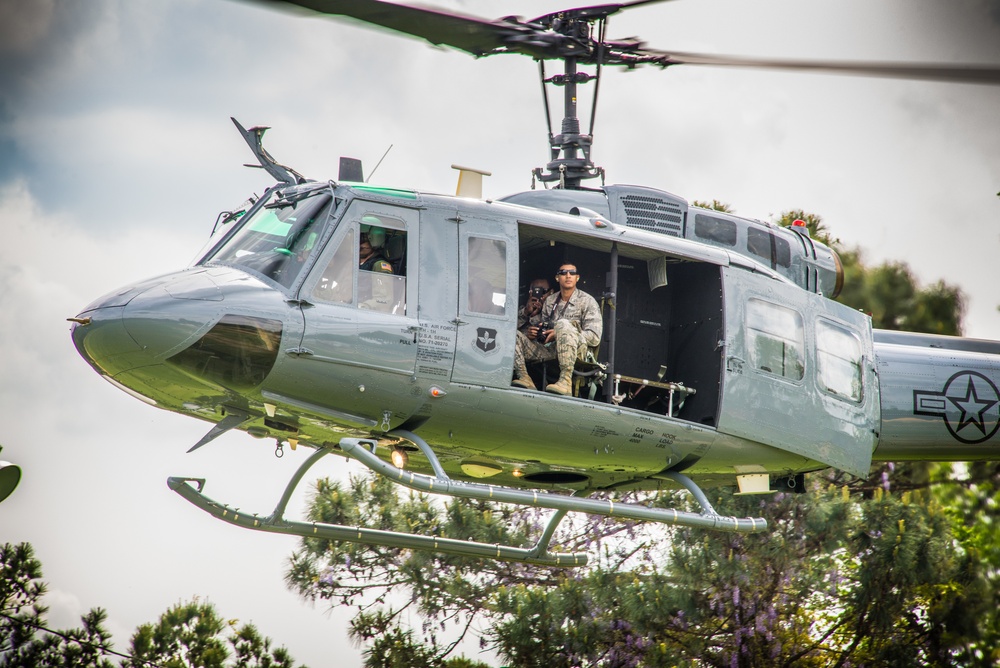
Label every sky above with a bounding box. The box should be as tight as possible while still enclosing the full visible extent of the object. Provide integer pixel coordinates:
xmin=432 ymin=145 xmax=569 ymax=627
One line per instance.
xmin=0 ymin=0 xmax=998 ymax=665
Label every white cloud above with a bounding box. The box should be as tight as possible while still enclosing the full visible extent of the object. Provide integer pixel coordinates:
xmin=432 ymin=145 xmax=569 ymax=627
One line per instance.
xmin=2 ymin=1 xmax=998 ymax=665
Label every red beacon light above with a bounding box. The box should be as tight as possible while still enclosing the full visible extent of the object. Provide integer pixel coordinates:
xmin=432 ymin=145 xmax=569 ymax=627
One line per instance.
xmin=790 ymin=218 xmax=810 ymax=237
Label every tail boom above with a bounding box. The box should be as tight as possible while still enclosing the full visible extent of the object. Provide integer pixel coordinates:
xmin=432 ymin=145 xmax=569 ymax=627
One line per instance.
xmin=873 ymin=331 xmax=1000 ymax=461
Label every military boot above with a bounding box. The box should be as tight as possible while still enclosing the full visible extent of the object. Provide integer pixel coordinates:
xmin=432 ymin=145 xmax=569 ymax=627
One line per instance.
xmin=511 ymin=357 xmax=536 ymax=390
xmin=545 ymin=327 xmax=578 ymax=395
xmin=544 ymin=368 xmax=573 ymax=395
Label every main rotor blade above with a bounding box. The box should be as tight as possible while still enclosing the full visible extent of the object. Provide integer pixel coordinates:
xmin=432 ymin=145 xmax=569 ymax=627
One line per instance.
xmin=257 ymin=0 xmax=1000 ymax=85
xmin=260 ymin=0 xmax=531 ymax=56
xmin=645 ymin=50 xmax=1000 ymax=85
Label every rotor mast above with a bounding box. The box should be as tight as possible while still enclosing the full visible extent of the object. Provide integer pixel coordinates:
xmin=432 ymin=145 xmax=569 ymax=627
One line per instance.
xmin=533 ymin=53 xmax=604 ymax=190
xmin=262 ymin=0 xmax=1000 ymax=189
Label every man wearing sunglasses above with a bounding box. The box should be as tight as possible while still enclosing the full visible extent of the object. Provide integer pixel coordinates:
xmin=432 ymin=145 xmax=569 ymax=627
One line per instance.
xmin=513 ymin=263 xmax=603 ymax=395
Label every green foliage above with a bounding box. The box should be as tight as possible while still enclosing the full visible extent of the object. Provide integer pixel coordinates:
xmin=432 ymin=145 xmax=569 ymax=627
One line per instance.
xmin=123 ymin=599 xmax=302 ymax=668
xmin=0 ymin=542 xmax=115 ymax=668
xmin=925 ymin=462 xmax=1000 ymax=665
xmin=774 ymin=209 xmax=966 ymax=334
xmin=836 ymin=256 xmax=965 ymax=335
xmin=285 ymin=475 xmax=661 ymax=666
xmin=0 ymin=542 xmax=304 ymax=668
xmin=126 ymin=600 xmax=229 ymax=667
xmin=281 ymin=206 xmax=987 ymax=665
xmin=691 ymin=199 xmax=734 ymax=213
xmin=288 ymin=472 xmax=999 ymax=667
xmin=773 ymin=208 xmax=838 ymax=247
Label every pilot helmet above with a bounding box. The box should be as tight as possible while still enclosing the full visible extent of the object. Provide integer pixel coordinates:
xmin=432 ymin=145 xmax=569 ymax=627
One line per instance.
xmin=361 ymin=215 xmax=386 ymax=249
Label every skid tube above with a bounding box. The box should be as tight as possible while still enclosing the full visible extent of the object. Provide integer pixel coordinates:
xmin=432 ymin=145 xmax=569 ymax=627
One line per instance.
xmin=341 ymin=434 xmax=768 ymax=534
xmin=168 ymin=445 xmax=588 ymax=567
xmin=169 ymin=433 xmax=766 ymax=568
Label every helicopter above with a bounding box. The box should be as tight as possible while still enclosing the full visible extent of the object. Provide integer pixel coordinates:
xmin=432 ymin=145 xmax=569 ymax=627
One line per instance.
xmin=69 ymin=0 xmax=1000 ymax=567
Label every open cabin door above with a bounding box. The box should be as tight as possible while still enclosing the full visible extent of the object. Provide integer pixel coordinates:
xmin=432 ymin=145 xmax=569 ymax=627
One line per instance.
xmin=717 ymin=266 xmax=879 ymax=478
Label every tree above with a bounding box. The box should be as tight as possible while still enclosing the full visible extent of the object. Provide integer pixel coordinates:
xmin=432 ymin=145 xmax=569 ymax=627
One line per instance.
xmin=123 ymin=599 xmax=302 ymax=668
xmin=1 ymin=542 xmax=115 ymax=668
xmin=285 ymin=208 xmax=990 ymax=666
xmin=773 ymin=209 xmax=966 ymax=335
xmin=287 ymin=475 xmax=997 ymax=666
xmin=691 ymin=200 xmax=734 ymax=213
xmin=0 ymin=542 xmax=306 ymax=668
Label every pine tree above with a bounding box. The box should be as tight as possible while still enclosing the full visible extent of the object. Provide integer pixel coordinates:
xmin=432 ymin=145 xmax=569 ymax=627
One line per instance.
xmin=0 ymin=542 xmax=115 ymax=667
xmin=284 ymin=208 xmax=991 ymax=666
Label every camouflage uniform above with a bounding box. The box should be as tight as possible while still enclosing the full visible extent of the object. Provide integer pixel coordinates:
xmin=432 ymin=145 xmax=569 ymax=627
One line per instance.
xmin=516 ymin=303 xmax=537 ymax=330
xmin=513 ymin=289 xmax=603 ymax=393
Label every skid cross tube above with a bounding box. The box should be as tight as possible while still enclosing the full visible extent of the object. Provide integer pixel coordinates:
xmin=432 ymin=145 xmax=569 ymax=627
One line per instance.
xmin=340 ymin=438 xmax=768 ymax=533
xmin=168 ymin=447 xmax=588 ymax=567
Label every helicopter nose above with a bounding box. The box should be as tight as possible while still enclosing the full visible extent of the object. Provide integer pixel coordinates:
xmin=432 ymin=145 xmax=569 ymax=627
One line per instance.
xmin=71 ymin=271 xmax=224 ymax=378
xmin=71 ymin=302 xmax=144 ymax=379
xmin=119 ymin=271 xmax=224 ymax=361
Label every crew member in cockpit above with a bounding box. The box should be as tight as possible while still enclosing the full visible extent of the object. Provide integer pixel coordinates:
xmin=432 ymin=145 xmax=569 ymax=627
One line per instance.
xmin=359 ymin=225 xmax=394 ymax=311
xmin=359 ymin=227 xmax=393 ymax=275
xmin=513 ymin=263 xmax=602 ymax=395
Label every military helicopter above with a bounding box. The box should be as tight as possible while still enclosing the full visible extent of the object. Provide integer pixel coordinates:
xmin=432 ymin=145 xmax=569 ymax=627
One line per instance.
xmin=69 ymin=0 xmax=1000 ymax=567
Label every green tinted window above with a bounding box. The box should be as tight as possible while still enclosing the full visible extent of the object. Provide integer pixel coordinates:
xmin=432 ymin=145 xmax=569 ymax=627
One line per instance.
xmin=208 ymin=191 xmax=333 ymax=289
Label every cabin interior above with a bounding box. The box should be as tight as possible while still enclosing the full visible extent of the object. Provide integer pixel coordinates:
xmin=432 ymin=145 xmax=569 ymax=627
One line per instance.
xmin=517 ymin=224 xmax=723 ymax=427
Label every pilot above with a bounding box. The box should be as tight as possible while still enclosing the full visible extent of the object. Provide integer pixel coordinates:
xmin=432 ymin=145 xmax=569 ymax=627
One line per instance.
xmin=359 ymin=226 xmax=393 ymax=275
xmin=359 ymin=224 xmax=394 ymax=311
xmin=517 ymin=278 xmax=553 ymax=330
xmin=513 ymin=263 xmax=602 ymax=395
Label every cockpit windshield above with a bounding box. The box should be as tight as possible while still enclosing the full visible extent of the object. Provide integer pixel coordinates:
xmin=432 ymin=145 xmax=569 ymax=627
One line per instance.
xmin=205 ymin=189 xmax=335 ymax=289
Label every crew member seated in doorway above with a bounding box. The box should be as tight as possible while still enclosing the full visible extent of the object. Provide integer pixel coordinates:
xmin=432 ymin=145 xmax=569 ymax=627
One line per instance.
xmin=513 ymin=263 xmax=602 ymax=395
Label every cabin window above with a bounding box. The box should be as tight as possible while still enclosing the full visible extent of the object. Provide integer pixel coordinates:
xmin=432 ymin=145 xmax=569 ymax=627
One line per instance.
xmin=746 ymin=228 xmax=792 ymax=269
xmin=817 ymin=320 xmax=863 ymax=402
xmin=308 ymin=209 xmax=408 ymax=315
xmin=747 ymin=298 xmax=804 ymax=380
xmin=466 ymin=237 xmax=507 ymax=315
xmin=694 ymin=214 xmax=737 ymax=246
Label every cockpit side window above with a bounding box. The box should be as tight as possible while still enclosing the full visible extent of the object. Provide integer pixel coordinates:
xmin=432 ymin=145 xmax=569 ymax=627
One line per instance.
xmin=309 ymin=208 xmax=409 ymax=315
xmin=207 ymin=191 xmax=333 ymax=289
xmin=311 ymin=227 xmax=355 ymax=305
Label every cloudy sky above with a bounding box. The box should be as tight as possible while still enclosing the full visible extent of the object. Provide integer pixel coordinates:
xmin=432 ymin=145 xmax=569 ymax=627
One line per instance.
xmin=1 ymin=0 xmax=998 ymax=665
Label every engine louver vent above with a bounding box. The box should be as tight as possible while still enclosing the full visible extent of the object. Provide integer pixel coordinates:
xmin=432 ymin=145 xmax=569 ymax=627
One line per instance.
xmin=620 ymin=194 xmax=684 ymax=236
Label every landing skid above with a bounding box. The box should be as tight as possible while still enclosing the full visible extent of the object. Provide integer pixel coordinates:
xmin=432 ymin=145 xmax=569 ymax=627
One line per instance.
xmin=169 ymin=432 xmax=767 ymax=568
